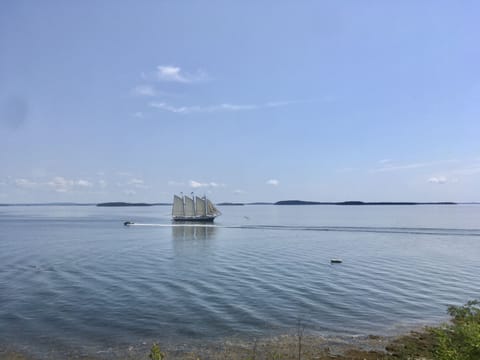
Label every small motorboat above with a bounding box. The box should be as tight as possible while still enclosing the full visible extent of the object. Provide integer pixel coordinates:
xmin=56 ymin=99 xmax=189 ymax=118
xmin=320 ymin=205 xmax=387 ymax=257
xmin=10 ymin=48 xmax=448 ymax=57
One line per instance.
xmin=124 ymin=221 xmax=134 ymax=226
xmin=330 ymin=259 xmax=343 ymax=264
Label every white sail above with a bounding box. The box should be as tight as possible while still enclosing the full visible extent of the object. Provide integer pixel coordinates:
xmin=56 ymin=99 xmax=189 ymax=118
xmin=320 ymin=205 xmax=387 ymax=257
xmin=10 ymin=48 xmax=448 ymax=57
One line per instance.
xmin=172 ymin=195 xmax=184 ymax=217
xmin=195 ymin=196 xmax=206 ymax=216
xmin=184 ymin=196 xmax=195 ymax=217
xmin=172 ymin=194 xmax=221 ymax=221
xmin=206 ymin=199 xmax=221 ymax=216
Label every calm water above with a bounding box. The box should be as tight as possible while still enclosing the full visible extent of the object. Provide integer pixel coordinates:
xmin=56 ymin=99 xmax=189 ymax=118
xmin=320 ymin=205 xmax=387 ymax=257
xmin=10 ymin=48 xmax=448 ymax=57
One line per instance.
xmin=0 ymin=205 xmax=479 ymax=357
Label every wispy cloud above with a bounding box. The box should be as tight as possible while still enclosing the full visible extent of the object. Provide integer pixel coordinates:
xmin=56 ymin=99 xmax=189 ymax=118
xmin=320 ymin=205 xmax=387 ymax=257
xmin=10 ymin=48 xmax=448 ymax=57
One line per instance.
xmin=336 ymin=167 xmax=357 ymax=173
xmin=168 ymin=180 xmax=185 ymax=186
xmin=428 ymin=176 xmax=448 ymax=184
xmin=155 ymin=65 xmax=208 ymax=83
xmin=47 ymin=177 xmax=93 ymax=193
xmin=266 ymin=179 xmax=279 ymax=186
xmin=12 ymin=176 xmax=96 ymax=193
xmin=371 ymin=159 xmax=458 ymax=173
xmin=128 ymin=178 xmax=144 ymax=185
xmin=115 ymin=177 xmax=149 ymax=191
xmin=427 ymin=176 xmax=459 ymax=184
xmin=77 ymin=179 xmax=93 ymax=188
xmin=168 ymin=180 xmax=225 ymax=189
xmin=372 ymin=162 xmax=432 ymax=173
xmin=131 ymin=85 xmax=156 ymax=97
xmin=233 ymin=189 xmax=246 ymax=195
xmin=189 ymin=180 xmax=224 ymax=188
xmin=15 ymin=178 xmax=37 ymax=189
xmin=149 ymin=100 xmax=297 ymax=114
xmin=127 ymin=178 xmax=149 ymax=189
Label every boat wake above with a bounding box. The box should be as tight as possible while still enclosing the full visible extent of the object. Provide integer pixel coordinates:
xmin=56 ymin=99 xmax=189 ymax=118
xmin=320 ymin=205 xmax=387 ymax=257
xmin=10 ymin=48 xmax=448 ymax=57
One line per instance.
xmin=125 ymin=223 xmax=480 ymax=236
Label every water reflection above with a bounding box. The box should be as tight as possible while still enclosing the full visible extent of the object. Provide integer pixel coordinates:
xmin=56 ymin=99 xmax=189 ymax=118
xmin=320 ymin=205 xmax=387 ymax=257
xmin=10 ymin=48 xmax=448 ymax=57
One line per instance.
xmin=171 ymin=224 xmax=218 ymax=241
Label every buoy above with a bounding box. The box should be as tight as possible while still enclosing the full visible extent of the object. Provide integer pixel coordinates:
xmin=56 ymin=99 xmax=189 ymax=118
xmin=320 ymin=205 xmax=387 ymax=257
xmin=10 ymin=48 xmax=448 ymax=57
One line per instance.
xmin=330 ymin=259 xmax=342 ymax=264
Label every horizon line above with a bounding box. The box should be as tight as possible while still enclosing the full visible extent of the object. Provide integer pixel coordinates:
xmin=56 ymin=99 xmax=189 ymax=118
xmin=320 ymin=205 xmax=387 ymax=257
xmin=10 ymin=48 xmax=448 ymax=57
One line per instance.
xmin=2 ymin=200 xmax=480 ymax=206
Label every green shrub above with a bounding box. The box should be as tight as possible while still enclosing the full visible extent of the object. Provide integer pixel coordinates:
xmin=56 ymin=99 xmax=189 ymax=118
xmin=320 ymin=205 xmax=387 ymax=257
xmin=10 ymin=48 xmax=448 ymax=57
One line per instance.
xmin=433 ymin=300 xmax=480 ymax=360
xmin=149 ymin=343 xmax=165 ymax=360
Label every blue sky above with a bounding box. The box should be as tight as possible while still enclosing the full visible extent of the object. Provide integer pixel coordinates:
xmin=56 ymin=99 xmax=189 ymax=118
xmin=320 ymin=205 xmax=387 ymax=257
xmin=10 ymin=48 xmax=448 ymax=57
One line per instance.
xmin=1 ymin=1 xmax=479 ymax=203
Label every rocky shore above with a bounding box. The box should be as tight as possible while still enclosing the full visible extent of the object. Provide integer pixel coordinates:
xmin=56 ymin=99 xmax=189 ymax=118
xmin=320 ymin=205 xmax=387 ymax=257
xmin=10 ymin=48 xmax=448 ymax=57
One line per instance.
xmin=0 ymin=329 xmax=435 ymax=360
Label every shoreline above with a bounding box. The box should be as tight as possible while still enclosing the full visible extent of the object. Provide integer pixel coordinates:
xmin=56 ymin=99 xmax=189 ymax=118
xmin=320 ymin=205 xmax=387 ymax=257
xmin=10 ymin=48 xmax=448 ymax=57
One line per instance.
xmin=0 ymin=323 xmax=438 ymax=360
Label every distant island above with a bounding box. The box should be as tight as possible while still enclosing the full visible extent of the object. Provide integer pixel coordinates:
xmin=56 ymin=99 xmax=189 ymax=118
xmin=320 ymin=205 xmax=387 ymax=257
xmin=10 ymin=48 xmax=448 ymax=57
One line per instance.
xmin=0 ymin=202 xmax=96 ymax=206
xmin=96 ymin=202 xmax=170 ymax=207
xmin=275 ymin=200 xmax=457 ymax=205
xmin=1 ymin=200 xmax=472 ymax=207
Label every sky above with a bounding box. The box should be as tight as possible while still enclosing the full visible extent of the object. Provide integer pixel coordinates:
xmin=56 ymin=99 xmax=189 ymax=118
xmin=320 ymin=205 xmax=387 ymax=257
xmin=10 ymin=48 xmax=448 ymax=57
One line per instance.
xmin=1 ymin=1 xmax=479 ymax=203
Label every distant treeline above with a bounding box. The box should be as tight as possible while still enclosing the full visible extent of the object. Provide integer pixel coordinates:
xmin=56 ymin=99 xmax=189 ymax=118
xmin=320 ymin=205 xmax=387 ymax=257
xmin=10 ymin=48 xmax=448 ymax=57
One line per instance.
xmin=274 ymin=200 xmax=457 ymax=205
xmin=96 ymin=202 xmax=170 ymax=207
xmin=2 ymin=201 xmax=472 ymax=207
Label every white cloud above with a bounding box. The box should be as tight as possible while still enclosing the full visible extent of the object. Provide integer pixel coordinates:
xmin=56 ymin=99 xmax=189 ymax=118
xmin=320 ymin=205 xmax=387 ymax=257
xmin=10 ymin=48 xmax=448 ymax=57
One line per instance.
xmin=266 ymin=179 xmax=279 ymax=186
xmin=132 ymin=112 xmax=144 ymax=118
xmin=157 ymin=66 xmax=185 ymax=82
xmin=189 ymin=180 xmax=224 ymax=188
xmin=77 ymin=179 xmax=93 ymax=187
xmin=116 ymin=177 xmax=148 ymax=190
xmin=128 ymin=178 xmax=148 ymax=189
xmin=15 ymin=178 xmax=37 ymax=189
xmin=47 ymin=177 xmax=75 ymax=192
xmin=47 ymin=177 xmax=93 ymax=192
xmin=233 ymin=189 xmax=246 ymax=195
xmin=149 ymin=100 xmax=294 ymax=114
xmin=149 ymin=102 xmax=187 ymax=114
xmin=132 ymin=85 xmax=156 ymax=97
xmin=428 ymin=176 xmax=448 ymax=184
xmin=156 ymin=65 xmax=208 ymax=83
xmin=128 ymin=178 xmax=144 ymax=185
xmin=427 ymin=176 xmax=459 ymax=184
xmin=123 ymin=189 xmax=136 ymax=196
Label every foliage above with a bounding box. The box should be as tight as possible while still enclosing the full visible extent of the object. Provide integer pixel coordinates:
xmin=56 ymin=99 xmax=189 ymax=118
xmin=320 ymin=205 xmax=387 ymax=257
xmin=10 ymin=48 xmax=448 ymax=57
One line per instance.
xmin=149 ymin=343 xmax=165 ymax=360
xmin=433 ymin=300 xmax=480 ymax=360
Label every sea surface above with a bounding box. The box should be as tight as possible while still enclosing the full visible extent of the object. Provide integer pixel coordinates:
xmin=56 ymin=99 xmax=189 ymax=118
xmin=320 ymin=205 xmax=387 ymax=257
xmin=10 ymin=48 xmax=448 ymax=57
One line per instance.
xmin=0 ymin=205 xmax=479 ymax=358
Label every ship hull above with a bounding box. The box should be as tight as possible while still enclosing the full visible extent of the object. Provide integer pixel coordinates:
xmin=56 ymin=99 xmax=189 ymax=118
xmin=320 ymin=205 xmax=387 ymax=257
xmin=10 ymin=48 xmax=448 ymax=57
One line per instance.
xmin=172 ymin=216 xmax=216 ymax=223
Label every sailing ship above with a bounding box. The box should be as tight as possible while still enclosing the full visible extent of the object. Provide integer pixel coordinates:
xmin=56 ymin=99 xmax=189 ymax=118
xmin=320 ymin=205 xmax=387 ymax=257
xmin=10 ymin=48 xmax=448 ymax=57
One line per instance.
xmin=172 ymin=194 xmax=222 ymax=222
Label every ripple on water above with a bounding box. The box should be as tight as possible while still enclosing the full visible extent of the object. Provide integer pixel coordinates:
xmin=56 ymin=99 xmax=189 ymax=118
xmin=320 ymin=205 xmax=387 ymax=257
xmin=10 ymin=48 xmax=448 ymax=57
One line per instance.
xmin=1 ymin=205 xmax=480 ymax=356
